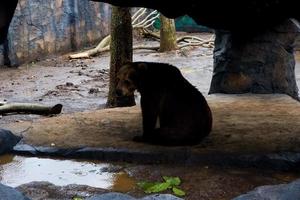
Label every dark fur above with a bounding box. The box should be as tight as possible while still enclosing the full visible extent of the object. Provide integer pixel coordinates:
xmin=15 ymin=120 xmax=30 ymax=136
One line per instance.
xmin=116 ymin=62 xmax=212 ymax=146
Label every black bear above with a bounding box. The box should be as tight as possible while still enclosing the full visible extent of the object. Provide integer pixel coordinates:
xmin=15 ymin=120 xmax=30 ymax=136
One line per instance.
xmin=116 ymin=61 xmax=212 ymax=146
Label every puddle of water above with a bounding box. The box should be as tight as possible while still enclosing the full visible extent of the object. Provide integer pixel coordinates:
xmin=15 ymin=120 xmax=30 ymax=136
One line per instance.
xmin=0 ymin=154 xmax=136 ymax=191
xmin=110 ymin=171 xmax=137 ymax=192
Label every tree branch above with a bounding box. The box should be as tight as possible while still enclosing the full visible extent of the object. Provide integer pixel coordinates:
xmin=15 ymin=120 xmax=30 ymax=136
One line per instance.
xmin=69 ymin=8 xmax=214 ymax=59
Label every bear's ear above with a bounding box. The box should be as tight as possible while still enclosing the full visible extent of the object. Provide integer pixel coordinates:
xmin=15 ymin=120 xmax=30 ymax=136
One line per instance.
xmin=136 ymin=62 xmax=147 ymax=71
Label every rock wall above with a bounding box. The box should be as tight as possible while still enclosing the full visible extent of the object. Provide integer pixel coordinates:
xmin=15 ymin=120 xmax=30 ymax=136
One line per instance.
xmin=296 ymin=34 xmax=300 ymax=51
xmin=209 ymin=19 xmax=300 ymax=100
xmin=0 ymin=0 xmax=111 ymax=66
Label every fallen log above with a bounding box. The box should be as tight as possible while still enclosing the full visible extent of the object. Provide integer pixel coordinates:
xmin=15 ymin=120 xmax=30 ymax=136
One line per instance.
xmin=0 ymin=103 xmax=63 ymax=116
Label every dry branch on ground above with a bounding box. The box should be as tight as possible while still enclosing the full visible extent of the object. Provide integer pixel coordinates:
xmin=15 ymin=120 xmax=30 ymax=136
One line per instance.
xmin=0 ymin=103 xmax=63 ymax=116
xmin=69 ymin=8 xmax=214 ymax=59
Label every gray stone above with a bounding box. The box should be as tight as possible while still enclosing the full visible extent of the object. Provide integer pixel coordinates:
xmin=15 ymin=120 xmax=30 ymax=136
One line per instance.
xmin=296 ymin=33 xmax=300 ymax=51
xmin=87 ymin=193 xmax=183 ymax=200
xmin=0 ymin=128 xmax=21 ymax=154
xmin=0 ymin=183 xmax=31 ymax=200
xmin=141 ymin=194 xmax=183 ymax=200
xmin=86 ymin=192 xmax=136 ymax=200
xmin=232 ymin=179 xmax=300 ymax=200
xmin=209 ymin=19 xmax=300 ymax=100
xmin=17 ymin=181 xmax=106 ymax=200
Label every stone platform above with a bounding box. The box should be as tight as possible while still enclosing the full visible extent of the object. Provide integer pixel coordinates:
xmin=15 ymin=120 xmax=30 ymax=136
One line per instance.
xmin=3 ymin=94 xmax=300 ymax=170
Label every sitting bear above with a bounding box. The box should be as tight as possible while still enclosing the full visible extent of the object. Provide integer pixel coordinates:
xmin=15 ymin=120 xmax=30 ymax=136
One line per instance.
xmin=116 ymin=61 xmax=212 ymax=146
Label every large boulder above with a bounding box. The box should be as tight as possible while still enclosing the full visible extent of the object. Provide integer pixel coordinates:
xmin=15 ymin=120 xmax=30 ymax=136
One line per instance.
xmin=17 ymin=181 xmax=106 ymax=200
xmin=1 ymin=0 xmax=300 ymax=46
xmin=1 ymin=0 xmax=111 ymax=66
xmin=0 ymin=183 xmax=31 ymax=200
xmin=232 ymin=179 xmax=300 ymax=200
xmin=296 ymin=34 xmax=300 ymax=51
xmin=87 ymin=192 xmax=183 ymax=200
xmin=141 ymin=194 xmax=183 ymax=200
xmin=0 ymin=128 xmax=21 ymax=154
xmin=90 ymin=0 xmax=300 ymax=32
xmin=87 ymin=193 xmax=136 ymax=200
xmin=209 ymin=19 xmax=300 ymax=100
xmin=0 ymin=1 xmax=18 ymax=44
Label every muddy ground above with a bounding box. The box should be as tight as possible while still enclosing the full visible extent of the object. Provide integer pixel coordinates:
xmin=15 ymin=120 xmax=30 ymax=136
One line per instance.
xmin=0 ymin=33 xmax=214 ymax=125
xmin=0 ymin=33 xmax=300 ymax=200
xmin=0 ymin=33 xmax=299 ymax=125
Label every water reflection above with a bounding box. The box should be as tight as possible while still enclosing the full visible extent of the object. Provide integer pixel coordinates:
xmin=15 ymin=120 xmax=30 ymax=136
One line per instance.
xmin=0 ymin=155 xmax=135 ymax=191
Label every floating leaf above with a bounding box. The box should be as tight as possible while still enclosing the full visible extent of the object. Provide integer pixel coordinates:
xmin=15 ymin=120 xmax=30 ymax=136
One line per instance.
xmin=162 ymin=176 xmax=181 ymax=186
xmin=172 ymin=187 xmax=186 ymax=197
xmin=144 ymin=182 xmax=170 ymax=193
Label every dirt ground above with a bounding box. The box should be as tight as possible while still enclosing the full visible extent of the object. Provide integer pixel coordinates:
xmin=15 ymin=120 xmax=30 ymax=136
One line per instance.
xmin=1 ymin=33 xmax=299 ymax=126
xmin=0 ymin=33 xmax=214 ymax=125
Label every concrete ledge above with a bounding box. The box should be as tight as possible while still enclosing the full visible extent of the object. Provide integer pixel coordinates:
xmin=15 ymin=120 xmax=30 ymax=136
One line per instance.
xmin=4 ymin=94 xmax=300 ymax=169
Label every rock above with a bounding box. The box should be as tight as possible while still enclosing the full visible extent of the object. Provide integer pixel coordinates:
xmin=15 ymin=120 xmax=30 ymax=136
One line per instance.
xmin=2 ymin=0 xmax=300 ymax=44
xmin=17 ymin=181 xmax=107 ymax=200
xmin=87 ymin=192 xmax=136 ymax=200
xmin=296 ymin=33 xmax=300 ymax=51
xmin=18 ymin=183 xmax=182 ymax=200
xmin=0 ymin=183 xmax=31 ymax=200
xmin=232 ymin=179 xmax=300 ymax=200
xmin=141 ymin=194 xmax=183 ymax=200
xmin=0 ymin=1 xmax=17 ymax=44
xmin=91 ymin=1 xmax=300 ymax=34
xmin=209 ymin=19 xmax=300 ymax=100
xmin=87 ymin=192 xmax=183 ymax=200
xmin=0 ymin=128 xmax=21 ymax=154
xmin=1 ymin=0 xmax=111 ymax=66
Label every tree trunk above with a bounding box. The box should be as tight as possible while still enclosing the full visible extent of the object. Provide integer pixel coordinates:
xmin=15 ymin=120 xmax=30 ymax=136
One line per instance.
xmin=159 ymin=14 xmax=177 ymax=52
xmin=106 ymin=6 xmax=135 ymax=108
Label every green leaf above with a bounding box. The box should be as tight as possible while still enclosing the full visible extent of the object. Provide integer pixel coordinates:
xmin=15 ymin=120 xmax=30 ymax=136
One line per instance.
xmin=144 ymin=182 xmax=171 ymax=193
xmin=172 ymin=187 xmax=186 ymax=197
xmin=137 ymin=181 xmax=159 ymax=191
xmin=72 ymin=197 xmax=83 ymax=200
xmin=162 ymin=176 xmax=181 ymax=186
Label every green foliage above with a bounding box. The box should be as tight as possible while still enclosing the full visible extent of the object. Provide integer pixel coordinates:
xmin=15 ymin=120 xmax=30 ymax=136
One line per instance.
xmin=162 ymin=176 xmax=181 ymax=186
xmin=145 ymin=182 xmax=170 ymax=193
xmin=172 ymin=187 xmax=186 ymax=197
xmin=72 ymin=197 xmax=83 ymax=200
xmin=137 ymin=176 xmax=185 ymax=197
xmin=137 ymin=181 xmax=160 ymax=191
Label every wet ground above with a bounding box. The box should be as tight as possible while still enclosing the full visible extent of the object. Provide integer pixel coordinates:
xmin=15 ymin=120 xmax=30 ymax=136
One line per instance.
xmin=0 ymin=33 xmax=214 ymax=125
xmin=0 ymin=154 xmax=299 ymax=200
xmin=0 ymin=33 xmax=300 ymax=200
xmin=0 ymin=154 xmax=134 ymax=191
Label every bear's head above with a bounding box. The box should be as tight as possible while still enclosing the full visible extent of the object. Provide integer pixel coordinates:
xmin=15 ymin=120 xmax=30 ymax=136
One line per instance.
xmin=116 ymin=62 xmax=147 ymax=96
